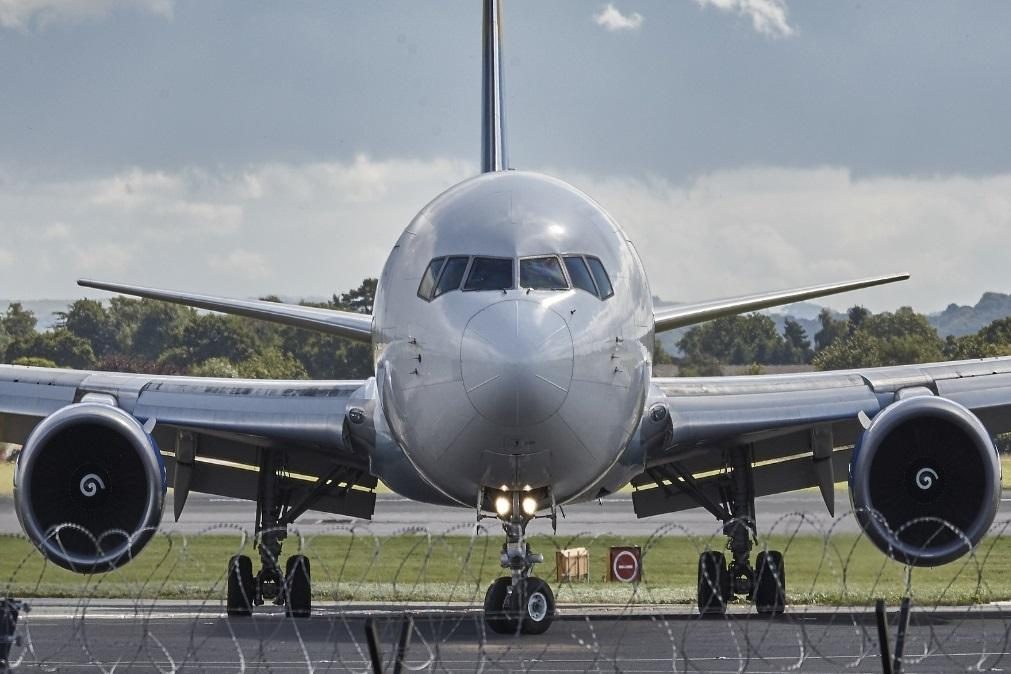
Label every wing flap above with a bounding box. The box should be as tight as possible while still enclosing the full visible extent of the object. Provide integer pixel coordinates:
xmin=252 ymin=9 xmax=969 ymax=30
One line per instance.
xmin=653 ymin=273 xmax=908 ymax=333
xmin=632 ymin=448 xmax=852 ymax=518
xmin=78 ymin=278 xmax=373 ymax=342
xmin=163 ymin=454 xmax=376 ymax=520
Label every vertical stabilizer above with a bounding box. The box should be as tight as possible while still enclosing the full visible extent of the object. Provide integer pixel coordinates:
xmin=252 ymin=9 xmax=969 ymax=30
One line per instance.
xmin=481 ymin=0 xmax=508 ymax=173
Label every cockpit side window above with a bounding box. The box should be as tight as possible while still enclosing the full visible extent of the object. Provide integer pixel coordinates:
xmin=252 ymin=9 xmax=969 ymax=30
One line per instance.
xmin=433 ymin=256 xmax=469 ymax=297
xmin=586 ymin=256 xmax=614 ymax=299
xmin=417 ymin=257 xmax=446 ymax=301
xmin=563 ymin=256 xmax=597 ymax=296
xmin=520 ymin=256 xmax=569 ymax=290
xmin=464 ymin=257 xmax=514 ymax=291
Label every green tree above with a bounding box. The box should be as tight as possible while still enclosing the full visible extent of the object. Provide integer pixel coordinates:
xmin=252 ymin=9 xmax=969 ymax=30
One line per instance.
xmin=678 ymin=314 xmax=786 ymax=366
xmin=2 ymin=303 xmax=37 ymax=342
xmin=189 ymin=357 xmax=240 ymax=378
xmin=782 ymin=318 xmax=813 ymax=364
xmin=814 ymin=308 xmax=847 ymax=352
xmin=812 ymin=330 xmax=881 ymax=370
xmin=182 ymin=315 xmax=257 ymax=364
xmin=0 ymin=323 xmax=10 ymax=362
xmin=111 ymin=298 xmax=194 ymax=362
xmin=847 ymin=306 xmax=871 ymax=335
xmin=334 ymin=278 xmax=378 ymax=314
xmin=12 ymin=356 xmax=57 ymax=368
xmin=653 ymin=341 xmax=675 ymax=366
xmin=813 ymin=307 xmax=942 ymax=370
xmin=237 ymin=348 xmax=308 ymax=379
xmin=58 ymin=299 xmax=122 ymax=357
xmin=7 ymin=329 xmax=97 ymax=370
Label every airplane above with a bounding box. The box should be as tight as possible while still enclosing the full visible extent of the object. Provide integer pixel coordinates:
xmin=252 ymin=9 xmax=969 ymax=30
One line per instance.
xmin=2 ymin=0 xmax=1007 ymax=635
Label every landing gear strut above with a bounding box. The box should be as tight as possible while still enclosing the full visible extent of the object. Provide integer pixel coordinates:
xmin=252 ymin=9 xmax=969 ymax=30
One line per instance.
xmin=226 ymin=449 xmax=312 ymax=618
xmin=692 ymin=447 xmax=786 ymax=616
xmin=482 ymin=492 xmax=555 ymax=635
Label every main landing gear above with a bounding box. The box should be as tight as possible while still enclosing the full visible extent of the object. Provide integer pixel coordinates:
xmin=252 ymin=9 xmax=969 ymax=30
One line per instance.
xmin=225 ymin=449 xmax=312 ymax=618
xmin=692 ymin=447 xmax=786 ymax=617
xmin=482 ymin=491 xmax=556 ymax=635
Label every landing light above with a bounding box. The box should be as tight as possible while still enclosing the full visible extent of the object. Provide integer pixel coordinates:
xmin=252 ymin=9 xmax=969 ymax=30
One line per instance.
xmin=522 ymin=496 xmax=538 ymax=516
xmin=494 ymin=496 xmax=511 ymax=517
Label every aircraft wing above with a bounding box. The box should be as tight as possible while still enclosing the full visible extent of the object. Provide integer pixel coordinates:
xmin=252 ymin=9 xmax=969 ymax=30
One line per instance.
xmin=78 ymin=279 xmax=373 ymax=342
xmin=652 ymin=273 xmax=909 ymax=333
xmin=634 ymin=357 xmax=1011 ymax=518
xmin=0 ymin=364 xmax=376 ymax=521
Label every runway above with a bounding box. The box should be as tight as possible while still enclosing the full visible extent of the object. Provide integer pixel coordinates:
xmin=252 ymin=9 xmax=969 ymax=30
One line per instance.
xmin=11 ymin=489 xmax=1011 ymax=538
xmin=7 ymin=599 xmax=1011 ymax=672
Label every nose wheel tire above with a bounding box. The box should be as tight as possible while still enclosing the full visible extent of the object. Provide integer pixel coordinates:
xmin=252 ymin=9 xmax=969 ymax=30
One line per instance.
xmin=754 ymin=550 xmax=786 ymax=615
xmin=226 ymin=555 xmax=255 ymax=617
xmin=284 ymin=554 xmax=312 ymax=618
xmin=518 ymin=577 xmax=555 ymax=635
xmin=484 ymin=577 xmax=518 ymax=634
xmin=697 ymin=551 xmax=730 ymax=616
xmin=484 ymin=577 xmax=556 ymax=635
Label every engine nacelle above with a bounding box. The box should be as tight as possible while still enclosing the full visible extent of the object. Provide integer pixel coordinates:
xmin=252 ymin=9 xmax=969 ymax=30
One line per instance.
xmin=14 ymin=402 xmax=166 ymax=573
xmin=850 ymin=395 xmax=1000 ymax=567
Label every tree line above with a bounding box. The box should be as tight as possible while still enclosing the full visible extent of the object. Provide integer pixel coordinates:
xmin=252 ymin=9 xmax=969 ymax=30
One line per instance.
xmin=0 ymin=280 xmax=377 ymax=380
xmin=3 ymin=280 xmax=1011 ymax=379
xmin=666 ymin=305 xmax=1011 ymax=376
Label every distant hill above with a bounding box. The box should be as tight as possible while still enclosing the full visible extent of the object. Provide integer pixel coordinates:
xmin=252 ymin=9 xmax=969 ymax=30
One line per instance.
xmin=928 ymin=292 xmax=1011 ymax=338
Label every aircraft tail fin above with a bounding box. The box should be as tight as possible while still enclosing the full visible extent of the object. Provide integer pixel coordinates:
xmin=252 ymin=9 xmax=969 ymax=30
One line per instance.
xmin=481 ymin=0 xmax=508 ymax=173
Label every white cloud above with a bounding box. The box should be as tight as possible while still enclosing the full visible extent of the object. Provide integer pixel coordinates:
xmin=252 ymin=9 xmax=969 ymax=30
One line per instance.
xmin=2 ymin=158 xmax=1011 ymax=314
xmin=206 ymin=249 xmax=272 ymax=283
xmin=561 ymin=166 xmax=1011 ymax=312
xmin=0 ymin=156 xmax=473 ymax=301
xmin=695 ymin=0 xmax=794 ymax=38
xmin=593 ymin=3 xmax=643 ymax=32
xmin=0 ymin=0 xmax=172 ymax=30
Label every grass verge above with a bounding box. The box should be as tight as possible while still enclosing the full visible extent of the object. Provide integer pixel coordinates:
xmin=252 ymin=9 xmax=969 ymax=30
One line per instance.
xmin=2 ymin=531 xmax=1008 ymax=607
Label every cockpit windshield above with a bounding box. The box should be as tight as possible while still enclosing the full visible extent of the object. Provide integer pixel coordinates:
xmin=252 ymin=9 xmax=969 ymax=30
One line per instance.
xmin=434 ymin=256 xmax=468 ymax=298
xmin=464 ymin=257 xmax=513 ymax=291
xmin=520 ymin=256 xmax=567 ymax=290
xmin=418 ymin=254 xmax=613 ymax=301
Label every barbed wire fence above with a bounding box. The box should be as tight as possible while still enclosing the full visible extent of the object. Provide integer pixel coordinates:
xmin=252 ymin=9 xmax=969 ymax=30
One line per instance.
xmin=3 ymin=511 xmax=1011 ymax=672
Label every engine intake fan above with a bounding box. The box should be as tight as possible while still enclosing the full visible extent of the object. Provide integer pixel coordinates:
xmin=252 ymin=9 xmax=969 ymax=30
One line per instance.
xmin=14 ymin=402 xmax=166 ymax=573
xmin=850 ymin=395 xmax=1000 ymax=567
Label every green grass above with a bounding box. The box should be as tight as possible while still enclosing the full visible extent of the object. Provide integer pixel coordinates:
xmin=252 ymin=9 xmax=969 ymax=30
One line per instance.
xmin=2 ymin=531 xmax=1009 ymax=607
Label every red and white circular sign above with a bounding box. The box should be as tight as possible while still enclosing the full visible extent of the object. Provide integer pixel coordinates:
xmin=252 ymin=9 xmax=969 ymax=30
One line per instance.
xmin=611 ymin=550 xmax=640 ymax=583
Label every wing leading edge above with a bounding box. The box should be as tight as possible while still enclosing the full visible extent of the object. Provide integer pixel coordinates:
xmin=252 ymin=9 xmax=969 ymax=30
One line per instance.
xmin=78 ymin=279 xmax=373 ymax=342
xmin=652 ymin=273 xmax=909 ymax=333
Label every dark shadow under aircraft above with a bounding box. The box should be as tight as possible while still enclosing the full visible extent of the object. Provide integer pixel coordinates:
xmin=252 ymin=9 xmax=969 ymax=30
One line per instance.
xmin=2 ymin=0 xmax=1006 ymax=635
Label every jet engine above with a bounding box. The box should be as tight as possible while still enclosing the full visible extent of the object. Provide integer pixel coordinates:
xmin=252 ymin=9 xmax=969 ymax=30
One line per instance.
xmin=14 ymin=402 xmax=166 ymax=573
xmin=849 ymin=395 xmax=1000 ymax=566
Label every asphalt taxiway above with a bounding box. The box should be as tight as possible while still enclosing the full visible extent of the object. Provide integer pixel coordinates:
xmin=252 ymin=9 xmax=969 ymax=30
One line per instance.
xmin=7 ymin=599 xmax=1011 ymax=672
xmin=12 ymin=489 xmax=1011 ymax=538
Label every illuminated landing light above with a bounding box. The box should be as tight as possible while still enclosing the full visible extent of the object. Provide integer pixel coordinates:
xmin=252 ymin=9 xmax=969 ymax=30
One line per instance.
xmin=522 ymin=496 xmax=538 ymax=516
xmin=495 ymin=496 xmax=511 ymax=517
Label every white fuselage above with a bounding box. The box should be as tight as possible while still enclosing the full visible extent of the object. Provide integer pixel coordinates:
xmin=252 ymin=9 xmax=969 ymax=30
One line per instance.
xmin=371 ymin=170 xmax=655 ymax=507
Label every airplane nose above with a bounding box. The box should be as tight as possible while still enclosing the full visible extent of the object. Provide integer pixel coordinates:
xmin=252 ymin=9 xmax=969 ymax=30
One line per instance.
xmin=461 ymin=300 xmax=574 ymax=427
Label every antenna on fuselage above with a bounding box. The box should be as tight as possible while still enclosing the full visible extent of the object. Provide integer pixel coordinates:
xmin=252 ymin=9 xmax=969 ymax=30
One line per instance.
xmin=481 ymin=0 xmax=508 ymax=173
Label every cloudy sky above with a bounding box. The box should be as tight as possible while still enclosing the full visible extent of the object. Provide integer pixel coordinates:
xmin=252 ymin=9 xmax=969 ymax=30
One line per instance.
xmin=1 ymin=0 xmax=1009 ymax=312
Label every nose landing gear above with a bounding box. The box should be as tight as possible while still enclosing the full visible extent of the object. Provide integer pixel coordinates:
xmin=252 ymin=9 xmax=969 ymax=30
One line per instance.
xmin=482 ymin=493 xmax=556 ymax=635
